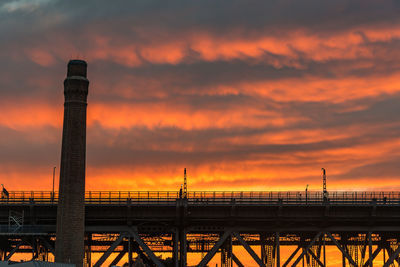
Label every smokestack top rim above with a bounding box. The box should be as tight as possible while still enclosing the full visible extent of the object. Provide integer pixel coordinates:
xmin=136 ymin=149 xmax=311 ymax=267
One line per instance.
xmin=68 ymin=59 xmax=87 ymax=65
xmin=67 ymin=59 xmax=87 ymax=78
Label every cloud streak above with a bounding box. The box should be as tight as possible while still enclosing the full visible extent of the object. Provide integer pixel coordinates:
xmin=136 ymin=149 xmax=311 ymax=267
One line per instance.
xmin=0 ymin=0 xmax=400 ymax=192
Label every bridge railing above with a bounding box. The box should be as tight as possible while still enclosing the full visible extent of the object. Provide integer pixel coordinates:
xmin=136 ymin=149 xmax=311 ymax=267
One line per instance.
xmin=1 ymin=191 xmax=400 ymax=205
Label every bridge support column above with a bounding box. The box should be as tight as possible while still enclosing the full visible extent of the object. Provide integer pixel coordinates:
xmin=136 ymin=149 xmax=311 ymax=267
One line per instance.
xmin=179 ymin=229 xmax=187 ymax=267
xmin=128 ymin=237 xmax=133 ymax=267
xmin=276 ymin=232 xmax=280 ymax=267
xmin=85 ymin=233 xmax=92 ymax=267
xmin=39 ymin=236 xmax=55 ymax=258
xmin=323 ymin=233 xmax=326 ymax=266
xmin=260 ymin=233 xmax=266 ymax=264
xmin=221 ymin=234 xmax=232 ymax=267
xmin=368 ymin=232 xmax=373 ymax=267
xmin=173 ymin=232 xmax=179 ymax=267
xmin=260 ymin=233 xmax=276 ymax=266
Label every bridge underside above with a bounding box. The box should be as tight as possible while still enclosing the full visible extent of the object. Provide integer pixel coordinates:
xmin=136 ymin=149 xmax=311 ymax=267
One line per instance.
xmin=1 ymin=230 xmax=400 ymax=267
xmin=1 ymin=192 xmax=400 ymax=266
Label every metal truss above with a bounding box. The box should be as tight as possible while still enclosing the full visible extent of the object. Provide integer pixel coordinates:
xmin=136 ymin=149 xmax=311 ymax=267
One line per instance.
xmin=2 ymin=190 xmax=400 ymax=266
xmin=2 ymin=231 xmax=400 ymax=267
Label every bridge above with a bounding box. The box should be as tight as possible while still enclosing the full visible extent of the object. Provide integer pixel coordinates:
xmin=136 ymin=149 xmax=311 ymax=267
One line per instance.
xmin=1 ymin=190 xmax=400 ymax=267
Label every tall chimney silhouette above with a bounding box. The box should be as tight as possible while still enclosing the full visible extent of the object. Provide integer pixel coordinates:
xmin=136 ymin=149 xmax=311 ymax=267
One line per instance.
xmin=55 ymin=60 xmax=89 ymax=267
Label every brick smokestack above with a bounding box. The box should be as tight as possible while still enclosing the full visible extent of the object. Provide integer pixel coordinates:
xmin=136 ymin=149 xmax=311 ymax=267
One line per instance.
xmin=56 ymin=60 xmax=89 ymax=267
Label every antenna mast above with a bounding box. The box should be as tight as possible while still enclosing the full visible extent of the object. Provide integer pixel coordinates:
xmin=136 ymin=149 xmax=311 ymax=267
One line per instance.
xmin=322 ymin=168 xmax=328 ymax=199
xmin=183 ymin=168 xmax=187 ymax=198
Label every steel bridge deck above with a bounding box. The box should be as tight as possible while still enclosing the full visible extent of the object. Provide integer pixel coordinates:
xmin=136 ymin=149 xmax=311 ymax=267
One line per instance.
xmin=1 ymin=191 xmax=400 ymax=267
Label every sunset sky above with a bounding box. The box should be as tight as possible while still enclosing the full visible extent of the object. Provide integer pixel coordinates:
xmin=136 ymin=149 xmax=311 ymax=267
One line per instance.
xmin=1 ymin=0 xmax=400 ymax=192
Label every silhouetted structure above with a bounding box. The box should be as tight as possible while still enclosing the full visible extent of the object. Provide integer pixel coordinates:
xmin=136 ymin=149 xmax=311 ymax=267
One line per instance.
xmin=1 ymin=185 xmax=8 ymax=199
xmin=55 ymin=60 xmax=89 ymax=267
xmin=1 ymin=190 xmax=400 ymax=266
xmin=2 ymin=61 xmax=400 ymax=267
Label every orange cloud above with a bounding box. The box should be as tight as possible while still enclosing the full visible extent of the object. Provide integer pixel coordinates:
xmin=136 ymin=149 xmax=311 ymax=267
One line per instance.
xmin=87 ymin=102 xmax=304 ymax=130
xmin=0 ymin=100 xmax=61 ymax=129
xmin=64 ymin=24 xmax=400 ymax=69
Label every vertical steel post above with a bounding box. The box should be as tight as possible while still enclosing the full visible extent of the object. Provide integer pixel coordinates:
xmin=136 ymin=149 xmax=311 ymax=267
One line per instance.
xmin=179 ymin=229 xmax=187 ymax=267
xmin=276 ymin=232 xmax=280 ymax=267
xmin=128 ymin=237 xmax=133 ymax=267
xmin=323 ymin=233 xmax=326 ymax=267
xmin=173 ymin=232 xmax=179 ymax=267
xmin=52 ymin=166 xmax=56 ymax=201
xmin=86 ymin=233 xmax=92 ymax=267
xmin=383 ymin=244 xmax=386 ymax=264
xmin=260 ymin=233 xmax=266 ymax=265
xmin=368 ymin=232 xmax=373 ymax=267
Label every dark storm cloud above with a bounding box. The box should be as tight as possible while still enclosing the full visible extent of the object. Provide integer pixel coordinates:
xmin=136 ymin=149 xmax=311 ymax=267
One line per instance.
xmin=1 ymin=0 xmax=399 ymax=101
xmin=287 ymin=94 xmax=400 ymax=129
xmin=3 ymin=0 xmax=398 ymax=33
xmin=0 ymin=125 xmax=60 ymax=165
xmin=85 ymin=118 xmax=400 ymax=168
xmin=335 ymin=157 xmax=400 ymax=180
xmin=1 ymin=0 xmax=400 ymax=189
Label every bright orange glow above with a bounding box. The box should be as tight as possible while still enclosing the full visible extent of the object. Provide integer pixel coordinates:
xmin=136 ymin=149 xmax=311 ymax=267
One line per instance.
xmin=3 ymin=4 xmax=400 ymax=267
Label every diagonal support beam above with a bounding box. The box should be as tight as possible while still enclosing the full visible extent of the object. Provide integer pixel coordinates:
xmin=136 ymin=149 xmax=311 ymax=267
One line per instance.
xmin=282 ymin=246 xmax=301 ymax=267
xmin=383 ymin=245 xmax=400 ymax=267
xmin=109 ymin=251 xmax=126 ymax=267
xmin=198 ymin=230 xmax=232 ymax=267
xmin=362 ymin=247 xmax=382 ymax=267
xmin=94 ymin=234 xmax=125 ymax=267
xmin=39 ymin=237 xmax=55 ymax=256
xmin=291 ymin=232 xmax=322 ymax=267
xmin=5 ymin=241 xmax=23 ymax=261
xmin=233 ymin=232 xmax=266 ymax=267
xmin=128 ymin=228 xmax=165 ymax=267
xmin=232 ymin=253 xmax=245 ymax=267
xmin=326 ymin=232 xmax=357 ymax=266
xmin=385 ymin=246 xmax=400 ymax=265
xmin=308 ymin=248 xmax=324 ymax=267
xmin=131 ymin=241 xmax=153 ymax=266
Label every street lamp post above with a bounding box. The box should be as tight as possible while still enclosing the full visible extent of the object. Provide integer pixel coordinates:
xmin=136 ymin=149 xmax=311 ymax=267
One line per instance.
xmin=52 ymin=166 xmax=56 ymax=201
xmin=305 ymin=184 xmax=309 ymax=204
